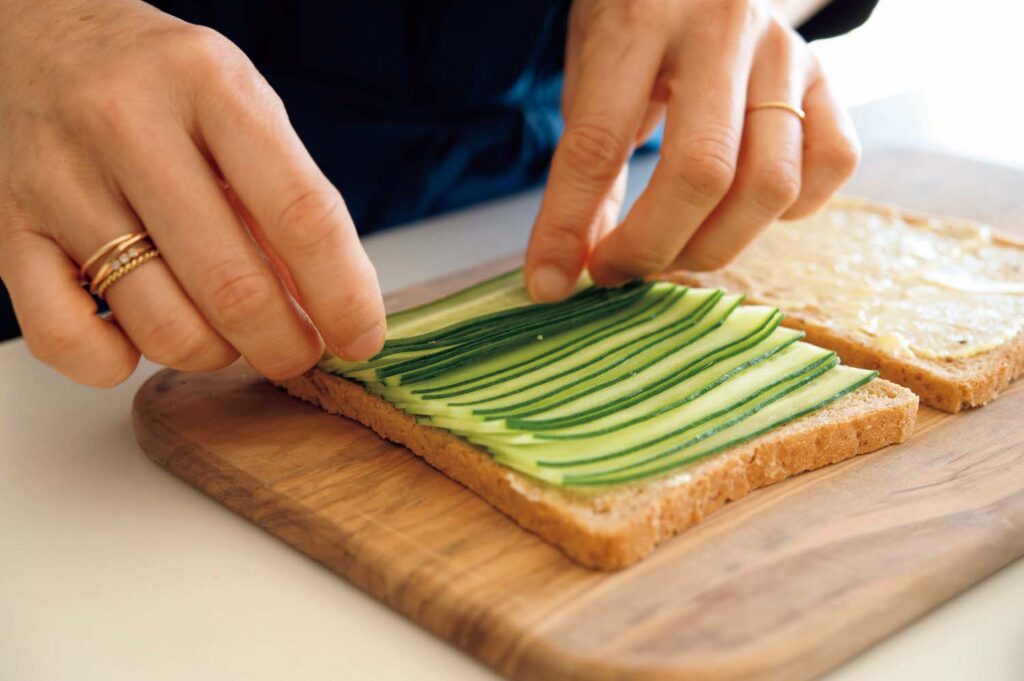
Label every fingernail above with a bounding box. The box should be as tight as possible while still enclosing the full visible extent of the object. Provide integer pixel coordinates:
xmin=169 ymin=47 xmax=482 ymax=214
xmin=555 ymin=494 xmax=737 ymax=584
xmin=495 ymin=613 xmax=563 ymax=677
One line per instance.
xmin=530 ymin=265 xmax=572 ymax=302
xmin=339 ymin=323 xmax=385 ymax=361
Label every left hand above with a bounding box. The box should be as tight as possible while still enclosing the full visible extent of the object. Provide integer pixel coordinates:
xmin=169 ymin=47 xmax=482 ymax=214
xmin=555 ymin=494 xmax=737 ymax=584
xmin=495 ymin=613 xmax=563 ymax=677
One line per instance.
xmin=526 ymin=0 xmax=860 ymax=300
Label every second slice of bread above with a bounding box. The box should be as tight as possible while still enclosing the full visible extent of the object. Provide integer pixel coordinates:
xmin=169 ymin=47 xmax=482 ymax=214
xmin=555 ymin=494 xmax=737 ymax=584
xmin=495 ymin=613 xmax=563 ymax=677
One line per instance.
xmin=275 ymin=370 xmax=917 ymax=570
xmin=667 ymin=197 xmax=1024 ymax=412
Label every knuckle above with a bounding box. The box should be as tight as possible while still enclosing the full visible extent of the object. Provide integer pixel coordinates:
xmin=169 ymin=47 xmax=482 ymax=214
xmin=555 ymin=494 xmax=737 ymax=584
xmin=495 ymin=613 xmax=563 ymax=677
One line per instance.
xmin=536 ymin=215 xmax=589 ymax=255
xmin=24 ymin=319 xmax=79 ymax=366
xmin=202 ymin=264 xmax=275 ymax=327
xmin=593 ymin=0 xmax=667 ymax=33
xmin=749 ymin=159 xmax=801 ymax=212
xmin=610 ymin=238 xmax=673 ymax=276
xmin=63 ymin=76 xmax=139 ymax=135
xmin=333 ymin=284 xmax=382 ymax=333
xmin=275 ymin=187 xmax=344 ymax=254
xmin=170 ymin=24 xmax=246 ymax=72
xmin=760 ymin=18 xmax=796 ymax=56
xmin=722 ymin=0 xmax=761 ymax=24
xmin=134 ymin=316 xmax=213 ymax=369
xmin=688 ymin=247 xmax=739 ymax=272
xmin=825 ymin=134 xmax=862 ymax=179
xmin=666 ymin=133 xmax=738 ymax=203
xmin=560 ymin=122 xmax=631 ymax=184
xmin=256 ymin=343 xmax=321 ymax=380
xmin=163 ymin=25 xmax=277 ymax=113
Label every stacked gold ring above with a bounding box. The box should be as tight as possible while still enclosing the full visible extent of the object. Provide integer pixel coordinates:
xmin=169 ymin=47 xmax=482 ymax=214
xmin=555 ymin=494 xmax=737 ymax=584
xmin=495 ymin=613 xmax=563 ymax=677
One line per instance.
xmin=78 ymin=232 xmax=162 ymax=298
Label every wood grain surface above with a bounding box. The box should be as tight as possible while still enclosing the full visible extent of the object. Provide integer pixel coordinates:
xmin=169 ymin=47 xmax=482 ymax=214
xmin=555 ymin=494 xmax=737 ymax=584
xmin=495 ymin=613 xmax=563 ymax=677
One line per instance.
xmin=133 ymin=151 xmax=1024 ymax=681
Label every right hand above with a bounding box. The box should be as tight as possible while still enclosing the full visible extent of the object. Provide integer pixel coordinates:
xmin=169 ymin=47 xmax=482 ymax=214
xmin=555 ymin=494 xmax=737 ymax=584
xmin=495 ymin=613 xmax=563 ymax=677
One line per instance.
xmin=0 ymin=0 xmax=386 ymax=387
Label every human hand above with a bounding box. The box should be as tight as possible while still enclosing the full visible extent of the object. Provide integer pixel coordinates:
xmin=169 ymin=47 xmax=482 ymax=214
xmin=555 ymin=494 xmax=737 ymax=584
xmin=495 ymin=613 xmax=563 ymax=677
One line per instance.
xmin=526 ymin=0 xmax=860 ymax=300
xmin=0 ymin=0 xmax=385 ymax=387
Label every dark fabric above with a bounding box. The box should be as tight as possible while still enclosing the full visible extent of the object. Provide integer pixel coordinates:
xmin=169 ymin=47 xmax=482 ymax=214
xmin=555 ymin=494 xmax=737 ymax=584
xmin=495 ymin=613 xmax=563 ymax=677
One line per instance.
xmin=798 ymin=0 xmax=879 ymax=41
xmin=0 ymin=284 xmax=15 ymax=341
xmin=147 ymin=1 xmax=572 ymax=233
xmin=0 ymin=1 xmax=878 ymax=342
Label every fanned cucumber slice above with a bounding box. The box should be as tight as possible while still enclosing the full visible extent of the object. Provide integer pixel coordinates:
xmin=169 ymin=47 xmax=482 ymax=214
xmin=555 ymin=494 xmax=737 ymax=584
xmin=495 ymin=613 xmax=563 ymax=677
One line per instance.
xmin=456 ymin=292 xmax=737 ymax=418
xmin=324 ymin=276 xmax=878 ymax=488
xmin=398 ymin=283 xmax=682 ymax=399
xmin=502 ymin=308 xmax=784 ymax=427
xmin=520 ymin=327 xmax=805 ymax=439
xmin=396 ymin=290 xmax=724 ymax=420
xmin=386 ymin=268 xmax=530 ymax=339
xmin=380 ymin=283 xmax=617 ymax=355
xmin=559 ymin=365 xmax=876 ymax=486
xmin=472 ymin=342 xmax=837 ymax=459
xmin=324 ymin=267 xmax=579 ymax=375
xmin=380 ymin=283 xmax=651 ymax=385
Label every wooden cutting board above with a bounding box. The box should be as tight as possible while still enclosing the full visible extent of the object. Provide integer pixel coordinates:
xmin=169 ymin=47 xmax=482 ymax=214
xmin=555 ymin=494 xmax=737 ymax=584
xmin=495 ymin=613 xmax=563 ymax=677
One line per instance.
xmin=133 ymin=151 xmax=1024 ymax=681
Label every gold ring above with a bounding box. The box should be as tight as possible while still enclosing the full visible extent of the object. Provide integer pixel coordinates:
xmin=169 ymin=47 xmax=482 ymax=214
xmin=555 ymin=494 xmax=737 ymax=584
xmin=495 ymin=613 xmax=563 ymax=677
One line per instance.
xmin=95 ymin=248 xmax=162 ymax=298
xmin=747 ymin=101 xmax=806 ymax=122
xmin=89 ymin=234 xmax=153 ymax=293
xmin=78 ymin=232 xmax=148 ymax=284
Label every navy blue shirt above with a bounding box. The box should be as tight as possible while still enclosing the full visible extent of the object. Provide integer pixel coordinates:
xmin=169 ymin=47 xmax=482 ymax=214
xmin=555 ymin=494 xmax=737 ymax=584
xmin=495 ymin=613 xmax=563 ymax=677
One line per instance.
xmin=148 ymin=0 xmax=877 ymax=233
xmin=151 ymin=1 xmax=572 ymax=232
xmin=0 ymin=0 xmax=878 ymax=341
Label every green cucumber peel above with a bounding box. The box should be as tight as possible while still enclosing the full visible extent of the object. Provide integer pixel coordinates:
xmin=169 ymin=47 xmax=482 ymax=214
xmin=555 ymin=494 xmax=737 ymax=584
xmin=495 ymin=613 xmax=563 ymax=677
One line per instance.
xmin=507 ymin=311 xmax=787 ymax=432
xmin=561 ymin=368 xmax=878 ymax=486
xmin=410 ymin=285 xmax=684 ymax=399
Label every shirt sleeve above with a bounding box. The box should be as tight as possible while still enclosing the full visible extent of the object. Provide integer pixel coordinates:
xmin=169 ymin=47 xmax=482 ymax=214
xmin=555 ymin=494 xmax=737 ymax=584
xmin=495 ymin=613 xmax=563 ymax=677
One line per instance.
xmin=797 ymin=0 xmax=880 ymax=41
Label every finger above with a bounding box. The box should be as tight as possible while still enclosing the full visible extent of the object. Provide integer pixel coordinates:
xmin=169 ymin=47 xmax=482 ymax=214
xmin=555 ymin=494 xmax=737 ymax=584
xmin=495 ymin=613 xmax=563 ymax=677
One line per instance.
xmin=560 ymin=2 xmax=584 ymax=120
xmin=526 ymin=23 xmax=667 ymax=301
xmin=782 ymin=68 xmax=860 ymax=219
xmin=0 ymin=230 xmax=139 ymax=387
xmin=596 ymin=164 xmax=629 ymax=242
xmin=674 ymin=29 xmax=806 ymax=271
xmin=34 ymin=164 xmax=239 ymax=373
xmin=100 ymin=124 xmax=324 ymax=380
xmin=637 ymin=101 xmax=666 ymax=147
xmin=225 ymin=187 xmax=299 ymax=301
xmin=194 ymin=69 xmax=386 ymax=361
xmin=588 ymin=22 xmax=755 ymax=286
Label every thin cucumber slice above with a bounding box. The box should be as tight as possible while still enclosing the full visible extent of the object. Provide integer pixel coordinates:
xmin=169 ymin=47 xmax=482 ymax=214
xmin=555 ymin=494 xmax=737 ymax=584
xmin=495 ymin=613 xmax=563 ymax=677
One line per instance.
xmin=384 ymin=283 xmax=652 ymax=385
xmin=317 ymin=276 xmax=878 ymax=489
xmin=386 ymin=268 xmax=529 ymax=339
xmin=472 ymin=342 xmax=836 ymax=460
xmin=400 ymin=290 xmax=726 ymax=420
xmin=503 ymin=309 xmax=785 ymax=428
xmin=324 ymin=267 xmax=581 ymax=374
xmin=460 ymin=296 xmax=760 ymax=423
xmin=380 ymin=283 xmax=616 ymax=354
xmin=520 ymin=327 xmax=805 ymax=439
xmin=561 ymin=365 xmax=877 ymax=486
xmin=489 ymin=359 xmax=842 ymax=484
xmin=373 ymin=284 xmax=682 ymax=403
xmin=346 ymin=282 xmax=650 ymax=385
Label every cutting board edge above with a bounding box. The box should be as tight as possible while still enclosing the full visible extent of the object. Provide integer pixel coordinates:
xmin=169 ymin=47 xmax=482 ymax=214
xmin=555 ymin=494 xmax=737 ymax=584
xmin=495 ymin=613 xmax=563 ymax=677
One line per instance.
xmin=131 ymin=367 xmax=1024 ymax=681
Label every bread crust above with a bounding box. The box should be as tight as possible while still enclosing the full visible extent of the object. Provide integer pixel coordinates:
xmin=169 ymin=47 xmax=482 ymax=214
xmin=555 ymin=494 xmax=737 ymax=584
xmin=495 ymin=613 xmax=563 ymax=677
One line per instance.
xmin=666 ymin=196 xmax=1024 ymax=413
xmin=274 ymin=370 xmax=917 ymax=571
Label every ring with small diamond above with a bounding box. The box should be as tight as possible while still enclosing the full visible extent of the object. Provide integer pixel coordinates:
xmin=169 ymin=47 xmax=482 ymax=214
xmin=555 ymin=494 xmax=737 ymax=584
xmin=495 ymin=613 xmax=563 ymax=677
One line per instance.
xmin=84 ymin=232 xmax=159 ymax=296
xmin=94 ymin=248 xmax=162 ymax=298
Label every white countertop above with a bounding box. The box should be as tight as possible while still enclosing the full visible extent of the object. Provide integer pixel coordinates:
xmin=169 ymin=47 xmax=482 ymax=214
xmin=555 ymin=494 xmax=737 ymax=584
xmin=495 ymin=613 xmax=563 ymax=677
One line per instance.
xmin=6 ymin=1 xmax=1024 ymax=673
xmin=3 ymin=146 xmax=1024 ymax=680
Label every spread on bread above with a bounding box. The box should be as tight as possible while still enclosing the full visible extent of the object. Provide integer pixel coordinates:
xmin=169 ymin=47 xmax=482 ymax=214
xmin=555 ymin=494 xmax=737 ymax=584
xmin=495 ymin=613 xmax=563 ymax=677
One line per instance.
xmin=708 ymin=201 xmax=1024 ymax=361
xmin=321 ymin=274 xmax=877 ymax=487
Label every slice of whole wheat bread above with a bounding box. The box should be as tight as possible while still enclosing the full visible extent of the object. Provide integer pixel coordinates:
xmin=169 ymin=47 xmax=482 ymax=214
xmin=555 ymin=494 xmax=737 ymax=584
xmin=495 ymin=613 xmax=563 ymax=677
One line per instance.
xmin=665 ymin=197 xmax=1024 ymax=413
xmin=275 ymin=370 xmax=917 ymax=570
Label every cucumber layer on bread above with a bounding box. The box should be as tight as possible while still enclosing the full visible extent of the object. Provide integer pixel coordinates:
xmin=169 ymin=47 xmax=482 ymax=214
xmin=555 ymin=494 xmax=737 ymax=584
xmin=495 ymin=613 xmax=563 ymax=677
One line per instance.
xmin=278 ymin=269 xmax=918 ymax=568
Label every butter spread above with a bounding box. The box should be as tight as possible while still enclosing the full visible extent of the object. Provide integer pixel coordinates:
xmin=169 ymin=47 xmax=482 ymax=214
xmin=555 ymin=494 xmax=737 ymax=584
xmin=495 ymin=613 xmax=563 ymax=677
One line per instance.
xmin=703 ymin=202 xmax=1024 ymax=360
